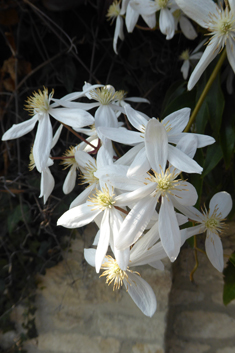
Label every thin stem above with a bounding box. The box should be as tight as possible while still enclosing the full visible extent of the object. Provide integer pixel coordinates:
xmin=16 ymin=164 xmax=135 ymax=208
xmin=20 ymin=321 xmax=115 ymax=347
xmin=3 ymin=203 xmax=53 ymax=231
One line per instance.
xmin=114 ymin=205 xmax=129 ymax=215
xmin=59 ymin=122 xmax=97 ymax=150
xmin=184 ymin=49 xmax=227 ymax=132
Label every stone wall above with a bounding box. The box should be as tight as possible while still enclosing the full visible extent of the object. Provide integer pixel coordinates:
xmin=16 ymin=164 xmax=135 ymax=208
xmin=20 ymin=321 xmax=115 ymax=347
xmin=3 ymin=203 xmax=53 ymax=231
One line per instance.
xmin=166 ymin=221 xmax=235 ymax=353
xmin=1 ymin=222 xmax=235 ymax=353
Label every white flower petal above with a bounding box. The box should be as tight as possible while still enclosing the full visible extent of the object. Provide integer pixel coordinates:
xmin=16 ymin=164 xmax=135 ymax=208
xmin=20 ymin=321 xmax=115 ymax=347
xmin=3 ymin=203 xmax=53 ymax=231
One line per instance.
xmin=84 ymin=248 xmax=96 ymax=267
xmin=175 ymin=0 xmax=217 ymax=28
xmin=181 ymin=60 xmax=190 ymax=80
xmin=33 ymin=115 xmax=52 ymax=172
xmin=159 ymin=8 xmax=175 ymax=40
xmin=51 ymin=124 xmax=63 ymax=149
xmin=50 ymin=108 xmax=94 ymax=128
xmin=168 ymin=144 xmax=203 ymax=174
xmin=209 ymin=192 xmax=233 ymax=218
xmin=171 ymin=181 xmax=198 ymax=206
xmin=159 ymin=197 xmax=181 ymax=262
xmin=98 ymin=126 xmax=141 ymax=145
xmin=179 ymin=16 xmax=197 ymax=40
xmin=124 ymin=272 xmax=157 ymax=317
xmin=124 ymin=105 xmax=148 ymax=131
xmin=63 ymin=165 xmax=77 ymax=194
xmin=116 ymin=196 xmax=157 ymax=250
xmin=40 ymin=168 xmax=55 ymax=204
xmin=69 ymin=184 xmax=95 ymax=209
xmin=126 ymin=3 xmax=139 ymax=32
xmin=115 ymin=143 xmax=144 ymax=165
xmin=57 ymin=203 xmax=100 ymax=228
xmin=188 ymin=38 xmax=220 ymax=90
xmin=162 ymin=107 xmax=190 ymax=136
xmin=96 ymin=209 xmax=111 ymax=273
xmin=127 ymin=147 xmax=150 ymax=177
xmin=145 ymin=118 xmax=168 ymax=173
xmin=229 ymin=0 xmax=235 ymax=14
xmin=2 ymin=114 xmax=38 ymax=141
xmin=205 ymin=231 xmax=224 ymax=272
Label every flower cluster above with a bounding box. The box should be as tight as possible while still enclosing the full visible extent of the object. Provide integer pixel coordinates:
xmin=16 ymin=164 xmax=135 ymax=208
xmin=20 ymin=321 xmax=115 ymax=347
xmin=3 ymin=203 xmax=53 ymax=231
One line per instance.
xmin=2 ymin=77 xmax=232 ymax=316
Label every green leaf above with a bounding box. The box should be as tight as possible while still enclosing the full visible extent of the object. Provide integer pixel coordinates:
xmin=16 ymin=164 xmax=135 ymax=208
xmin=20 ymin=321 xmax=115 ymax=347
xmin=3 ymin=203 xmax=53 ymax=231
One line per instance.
xmin=7 ymin=204 xmax=31 ymax=234
xmin=223 ymin=253 xmax=235 ymax=305
xmin=202 ymin=143 xmax=223 ymax=177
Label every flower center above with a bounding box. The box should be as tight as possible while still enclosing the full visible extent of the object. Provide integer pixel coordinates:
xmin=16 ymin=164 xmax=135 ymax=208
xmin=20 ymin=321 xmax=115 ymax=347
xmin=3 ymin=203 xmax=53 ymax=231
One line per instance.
xmin=100 ymin=255 xmax=139 ymax=291
xmin=61 ymin=146 xmax=77 ymax=170
xmin=89 ymin=85 xmax=123 ymax=105
xmin=25 ymin=87 xmax=53 ymax=116
xmin=107 ymin=1 xmax=121 ymax=22
xmin=88 ymin=185 xmax=116 ymax=210
xmin=80 ymin=160 xmax=98 ymax=185
xmin=179 ymin=49 xmax=190 ymax=61
xmin=207 ymin=5 xmax=235 ymax=47
xmin=157 ymin=0 xmax=169 ymax=9
xmin=202 ymin=205 xmax=225 ymax=235
xmin=147 ymin=167 xmax=181 ymax=197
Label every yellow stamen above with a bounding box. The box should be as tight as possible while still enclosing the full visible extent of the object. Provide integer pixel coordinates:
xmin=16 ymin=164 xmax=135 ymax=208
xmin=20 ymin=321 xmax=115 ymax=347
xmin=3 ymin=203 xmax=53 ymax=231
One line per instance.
xmin=60 ymin=146 xmax=77 ymax=170
xmin=100 ymin=255 xmax=140 ymax=291
xmin=25 ymin=87 xmax=53 ymax=116
xmin=88 ymin=185 xmax=116 ymax=211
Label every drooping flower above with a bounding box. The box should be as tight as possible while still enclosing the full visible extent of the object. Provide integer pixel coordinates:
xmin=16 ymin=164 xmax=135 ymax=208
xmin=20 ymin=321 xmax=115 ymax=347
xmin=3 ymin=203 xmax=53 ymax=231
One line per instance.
xmin=84 ymin=222 xmax=168 ymax=316
xmin=107 ymin=0 xmax=125 ymax=54
xmin=178 ymin=191 xmax=233 ymax=272
xmin=175 ymin=0 xmax=235 ymax=90
xmin=2 ymin=87 xmax=95 ymax=172
xmin=179 ymin=40 xmax=205 ymax=79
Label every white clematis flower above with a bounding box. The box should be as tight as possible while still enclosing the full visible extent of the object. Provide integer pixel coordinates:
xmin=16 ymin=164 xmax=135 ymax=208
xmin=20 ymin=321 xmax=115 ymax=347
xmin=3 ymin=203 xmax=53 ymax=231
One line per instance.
xmin=175 ymin=0 xmax=235 ymax=90
xmin=178 ymin=191 xmax=233 ymax=272
xmin=130 ymin=0 xmax=176 ymax=39
xmin=2 ymin=87 xmax=95 ymax=172
xmin=107 ymin=0 xmax=125 ymax=54
xmin=84 ymin=222 xmax=167 ymax=317
xmin=99 ymin=105 xmax=214 ymax=176
xmin=179 ymin=40 xmax=205 ymax=79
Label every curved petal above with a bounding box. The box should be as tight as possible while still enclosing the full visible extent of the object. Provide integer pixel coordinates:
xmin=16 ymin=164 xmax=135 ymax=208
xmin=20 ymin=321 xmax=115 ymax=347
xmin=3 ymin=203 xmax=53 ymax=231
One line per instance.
xmin=229 ymin=0 xmax=235 ymax=14
xmin=50 ymin=108 xmax=94 ymax=128
xmin=115 ymin=143 xmax=144 ymax=165
xmin=116 ymin=196 xmax=157 ymax=250
xmin=2 ymin=114 xmax=38 ymax=141
xmin=159 ymin=8 xmax=175 ymax=40
xmin=142 ymin=13 xmax=156 ymax=28
xmin=178 ymin=132 xmax=215 ymax=148
xmin=209 ymin=192 xmax=233 ymax=218
xmin=181 ymin=60 xmax=190 ymax=80
xmin=33 ymin=115 xmax=52 ymax=172
xmin=63 ymin=165 xmax=77 ymax=194
xmin=145 ymin=118 xmax=168 ymax=173
xmin=171 ymin=181 xmax=198 ymax=206
xmin=98 ymin=126 xmax=141 ymax=145
xmin=162 ymin=107 xmax=190 ymax=136
xmin=175 ymin=0 xmax=217 ymax=27
xmin=57 ymin=203 xmax=100 ymax=228
xmin=96 ymin=209 xmax=111 ymax=273
xmin=168 ymin=144 xmax=203 ymax=174
xmin=95 ymin=105 xmax=118 ymax=135
xmin=124 ymin=272 xmax=157 ymax=317
xmin=188 ymin=38 xmax=220 ymax=90
xmin=127 ymin=146 xmax=150 ymax=177
xmin=84 ymin=248 xmax=96 ymax=267
xmin=179 ymin=16 xmax=197 ymax=40
xmin=159 ymin=197 xmax=181 ymax=262
xmin=40 ymin=168 xmax=55 ymax=204
xmin=75 ymin=150 xmax=96 ymax=169
xmin=126 ymin=3 xmax=139 ymax=32
xmin=205 ymin=231 xmax=224 ymax=272
xmin=51 ymin=124 xmax=63 ymax=148
xmin=124 ymin=105 xmax=148 ymax=131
